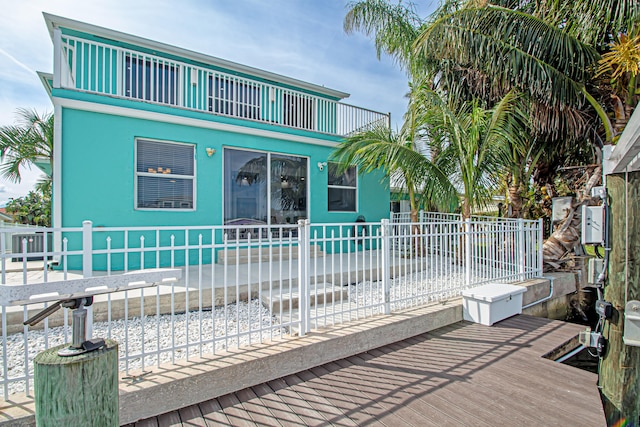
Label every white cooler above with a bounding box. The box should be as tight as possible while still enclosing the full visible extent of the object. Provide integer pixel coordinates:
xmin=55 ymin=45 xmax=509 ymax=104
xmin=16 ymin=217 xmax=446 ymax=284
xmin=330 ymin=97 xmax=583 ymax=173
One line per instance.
xmin=462 ymin=283 xmax=527 ymax=326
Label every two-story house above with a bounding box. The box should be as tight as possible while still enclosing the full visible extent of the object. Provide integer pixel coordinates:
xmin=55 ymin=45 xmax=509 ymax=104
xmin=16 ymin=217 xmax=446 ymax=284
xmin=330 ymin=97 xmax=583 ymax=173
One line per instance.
xmin=39 ymin=14 xmax=390 ymax=238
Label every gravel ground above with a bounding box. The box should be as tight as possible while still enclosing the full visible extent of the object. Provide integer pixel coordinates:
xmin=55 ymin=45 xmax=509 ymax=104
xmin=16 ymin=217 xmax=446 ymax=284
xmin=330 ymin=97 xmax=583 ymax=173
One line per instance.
xmin=1 ymin=266 xmax=484 ymax=397
xmin=1 ymin=299 xmax=285 ymax=396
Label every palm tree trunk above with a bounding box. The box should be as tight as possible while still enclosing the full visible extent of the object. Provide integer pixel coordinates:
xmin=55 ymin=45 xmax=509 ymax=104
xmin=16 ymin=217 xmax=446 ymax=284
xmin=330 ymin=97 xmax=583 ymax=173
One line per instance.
xmin=543 ymin=164 xmax=602 ymax=270
xmin=507 ymin=184 xmax=523 ymax=218
xmin=542 ymin=205 xmax=582 ymax=270
xmin=408 ymin=185 xmax=423 ymax=256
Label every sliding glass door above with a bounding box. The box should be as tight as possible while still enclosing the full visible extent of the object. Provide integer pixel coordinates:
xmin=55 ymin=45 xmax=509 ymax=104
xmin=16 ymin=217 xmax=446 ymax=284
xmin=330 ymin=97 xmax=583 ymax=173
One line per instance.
xmin=224 ymin=149 xmax=308 ymax=227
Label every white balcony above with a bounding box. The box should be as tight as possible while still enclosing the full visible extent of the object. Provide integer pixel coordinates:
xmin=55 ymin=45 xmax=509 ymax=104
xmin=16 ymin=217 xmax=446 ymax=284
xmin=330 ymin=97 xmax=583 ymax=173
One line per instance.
xmin=54 ymin=33 xmax=390 ymax=137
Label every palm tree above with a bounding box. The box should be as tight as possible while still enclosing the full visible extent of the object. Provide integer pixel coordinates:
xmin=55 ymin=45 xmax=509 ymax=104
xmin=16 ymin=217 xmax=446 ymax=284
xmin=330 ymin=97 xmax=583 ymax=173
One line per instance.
xmin=411 ymin=0 xmax=639 ymax=260
xmin=415 ymin=88 xmax=528 ymax=218
xmin=330 ymin=127 xmax=458 ymax=225
xmin=0 ymin=108 xmax=53 ymax=188
xmin=344 ymin=1 xmax=603 ymax=219
xmin=413 ymin=4 xmax=613 ymax=141
xmin=345 ymin=0 xmax=640 ymax=265
xmin=331 ymin=87 xmax=458 ymax=224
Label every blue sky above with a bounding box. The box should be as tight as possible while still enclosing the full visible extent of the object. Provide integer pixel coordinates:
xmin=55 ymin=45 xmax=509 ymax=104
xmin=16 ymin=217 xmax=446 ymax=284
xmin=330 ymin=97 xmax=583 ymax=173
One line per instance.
xmin=0 ymin=0 xmax=436 ymax=204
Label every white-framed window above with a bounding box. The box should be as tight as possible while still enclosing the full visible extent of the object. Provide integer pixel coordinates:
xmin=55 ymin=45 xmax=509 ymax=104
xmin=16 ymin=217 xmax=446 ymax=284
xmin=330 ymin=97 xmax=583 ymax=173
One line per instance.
xmin=136 ymin=139 xmax=195 ymax=210
xmin=328 ymin=162 xmax=357 ymax=212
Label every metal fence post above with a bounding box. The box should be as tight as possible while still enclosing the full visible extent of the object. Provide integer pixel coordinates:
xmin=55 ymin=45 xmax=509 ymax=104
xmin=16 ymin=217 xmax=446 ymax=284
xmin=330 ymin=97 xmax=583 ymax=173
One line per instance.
xmin=465 ymin=218 xmax=472 ymax=289
xmin=82 ymin=220 xmax=94 ymax=338
xmin=518 ymin=218 xmax=526 ymax=281
xmin=82 ymin=220 xmax=93 ymax=278
xmin=381 ymin=219 xmax=391 ymax=314
xmin=297 ymin=220 xmax=310 ymax=336
xmin=538 ymin=218 xmax=544 ymax=277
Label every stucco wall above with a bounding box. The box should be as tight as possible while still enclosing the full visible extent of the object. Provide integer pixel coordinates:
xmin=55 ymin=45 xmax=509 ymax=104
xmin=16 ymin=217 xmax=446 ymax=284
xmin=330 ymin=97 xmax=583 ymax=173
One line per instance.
xmin=58 ymin=106 xmax=390 ymax=229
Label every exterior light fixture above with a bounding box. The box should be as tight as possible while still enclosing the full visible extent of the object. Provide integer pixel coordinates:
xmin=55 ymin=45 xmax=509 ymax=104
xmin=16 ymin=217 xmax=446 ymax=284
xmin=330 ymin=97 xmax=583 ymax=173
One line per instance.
xmin=317 ymin=161 xmax=327 ymax=171
xmin=206 ymin=147 xmax=216 ymax=157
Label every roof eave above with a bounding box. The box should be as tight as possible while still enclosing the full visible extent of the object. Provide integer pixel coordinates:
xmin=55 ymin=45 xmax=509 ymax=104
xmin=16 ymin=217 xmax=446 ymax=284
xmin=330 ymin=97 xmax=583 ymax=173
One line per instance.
xmin=37 ymin=71 xmax=54 ymax=99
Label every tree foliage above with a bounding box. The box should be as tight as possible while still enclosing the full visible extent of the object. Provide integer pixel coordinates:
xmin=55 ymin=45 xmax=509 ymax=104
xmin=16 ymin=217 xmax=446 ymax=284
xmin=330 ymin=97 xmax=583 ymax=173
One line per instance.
xmin=5 ymin=189 xmax=51 ymax=227
xmin=416 ymin=89 xmax=529 ymax=217
xmin=0 ymin=109 xmax=53 ymax=226
xmin=0 ymin=109 xmax=53 ymax=183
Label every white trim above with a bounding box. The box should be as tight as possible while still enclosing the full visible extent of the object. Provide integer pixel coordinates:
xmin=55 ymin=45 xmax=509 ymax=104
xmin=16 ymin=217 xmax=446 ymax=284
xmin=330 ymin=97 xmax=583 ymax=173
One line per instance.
xmin=606 ymin=106 xmax=640 ymax=174
xmin=53 ymin=97 xmax=340 ymax=148
xmin=327 ymin=162 xmax=358 ymax=213
xmin=37 ymin=72 xmax=54 ymax=98
xmin=52 ymin=28 xmax=61 ymax=88
xmin=53 ymin=102 xmax=63 ymax=257
xmin=134 ymin=138 xmax=196 ymax=211
xmin=43 ymin=12 xmax=349 ymax=100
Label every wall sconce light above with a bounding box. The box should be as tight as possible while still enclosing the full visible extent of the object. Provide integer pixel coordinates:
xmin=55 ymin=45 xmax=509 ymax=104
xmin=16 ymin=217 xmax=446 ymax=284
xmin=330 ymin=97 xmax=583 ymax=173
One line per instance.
xmin=206 ymin=147 xmax=216 ymax=157
xmin=317 ymin=161 xmax=327 ymax=171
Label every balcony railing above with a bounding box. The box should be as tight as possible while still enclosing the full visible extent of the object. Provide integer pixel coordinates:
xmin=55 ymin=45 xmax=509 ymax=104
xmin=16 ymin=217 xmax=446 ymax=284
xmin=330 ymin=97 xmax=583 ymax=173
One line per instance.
xmin=54 ymin=33 xmax=390 ymax=137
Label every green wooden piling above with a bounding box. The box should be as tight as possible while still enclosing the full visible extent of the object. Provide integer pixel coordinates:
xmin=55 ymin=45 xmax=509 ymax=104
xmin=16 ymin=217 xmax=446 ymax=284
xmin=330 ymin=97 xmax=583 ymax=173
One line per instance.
xmin=601 ymin=173 xmax=640 ymax=425
xmin=34 ymin=339 xmax=118 ymax=427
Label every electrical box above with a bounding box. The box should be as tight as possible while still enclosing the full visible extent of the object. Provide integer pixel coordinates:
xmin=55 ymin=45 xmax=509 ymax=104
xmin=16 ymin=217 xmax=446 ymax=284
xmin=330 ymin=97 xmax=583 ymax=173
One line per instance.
xmin=582 ymin=205 xmax=604 ymax=245
xmin=624 ymin=300 xmax=640 ymax=347
xmin=591 ymin=186 xmax=605 ymax=199
xmin=587 ymin=258 xmax=604 ymax=284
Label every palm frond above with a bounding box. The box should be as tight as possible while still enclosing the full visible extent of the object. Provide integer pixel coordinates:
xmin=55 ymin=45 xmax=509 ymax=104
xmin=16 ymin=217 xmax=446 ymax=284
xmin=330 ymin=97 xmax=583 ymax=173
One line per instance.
xmin=533 ymin=0 xmax=640 ymax=47
xmin=414 ymin=6 xmax=600 ymax=108
xmin=0 ymin=109 xmax=53 ymax=182
xmin=330 ymin=124 xmax=459 ymax=212
xmin=344 ymin=0 xmax=424 ymax=73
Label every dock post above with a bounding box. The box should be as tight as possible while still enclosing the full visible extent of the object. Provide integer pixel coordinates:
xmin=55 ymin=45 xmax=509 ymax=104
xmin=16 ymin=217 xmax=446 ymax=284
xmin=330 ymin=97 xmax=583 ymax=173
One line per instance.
xmin=600 ymin=172 xmax=640 ymax=424
xmin=34 ymin=339 xmax=119 ymax=426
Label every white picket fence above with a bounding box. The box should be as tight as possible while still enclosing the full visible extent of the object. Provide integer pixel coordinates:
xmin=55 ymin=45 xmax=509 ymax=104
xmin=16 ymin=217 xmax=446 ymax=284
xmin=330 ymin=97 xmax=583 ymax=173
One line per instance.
xmin=0 ymin=215 xmax=543 ymax=399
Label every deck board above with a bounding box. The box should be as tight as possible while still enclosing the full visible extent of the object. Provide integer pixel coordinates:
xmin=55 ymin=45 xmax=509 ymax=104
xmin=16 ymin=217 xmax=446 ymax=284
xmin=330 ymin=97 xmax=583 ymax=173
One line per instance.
xmin=198 ymin=398 xmax=231 ymax=426
xmin=128 ymin=315 xmax=605 ymax=426
xmin=157 ymin=411 xmax=182 ymax=427
xmin=266 ymin=378 xmax=330 ymax=427
xmin=249 ymin=383 xmax=308 ymax=427
xmin=177 ymin=405 xmax=208 ymax=427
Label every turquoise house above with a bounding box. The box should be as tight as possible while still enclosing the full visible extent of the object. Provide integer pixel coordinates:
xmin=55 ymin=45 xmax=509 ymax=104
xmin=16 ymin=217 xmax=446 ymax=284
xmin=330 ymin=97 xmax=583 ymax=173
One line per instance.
xmin=39 ymin=13 xmax=391 ymax=239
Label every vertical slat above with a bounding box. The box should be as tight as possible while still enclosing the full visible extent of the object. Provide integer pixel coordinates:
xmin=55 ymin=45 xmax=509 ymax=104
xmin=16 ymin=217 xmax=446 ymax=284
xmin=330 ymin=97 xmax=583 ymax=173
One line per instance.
xmin=2 ymin=306 xmax=8 ymax=398
xmin=198 ymin=234 xmax=203 ymax=357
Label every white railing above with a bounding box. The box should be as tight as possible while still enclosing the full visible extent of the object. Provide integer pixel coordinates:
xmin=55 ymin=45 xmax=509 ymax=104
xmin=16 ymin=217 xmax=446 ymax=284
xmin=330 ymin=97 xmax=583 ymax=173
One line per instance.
xmin=0 ymin=216 xmax=543 ymax=399
xmin=391 ymin=211 xmax=463 ymax=223
xmin=55 ymin=34 xmax=390 ymax=137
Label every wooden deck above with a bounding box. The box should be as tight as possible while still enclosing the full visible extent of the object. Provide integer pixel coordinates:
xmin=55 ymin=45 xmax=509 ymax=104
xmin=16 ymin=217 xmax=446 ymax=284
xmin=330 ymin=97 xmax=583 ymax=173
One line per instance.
xmin=124 ymin=315 xmax=605 ymax=426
